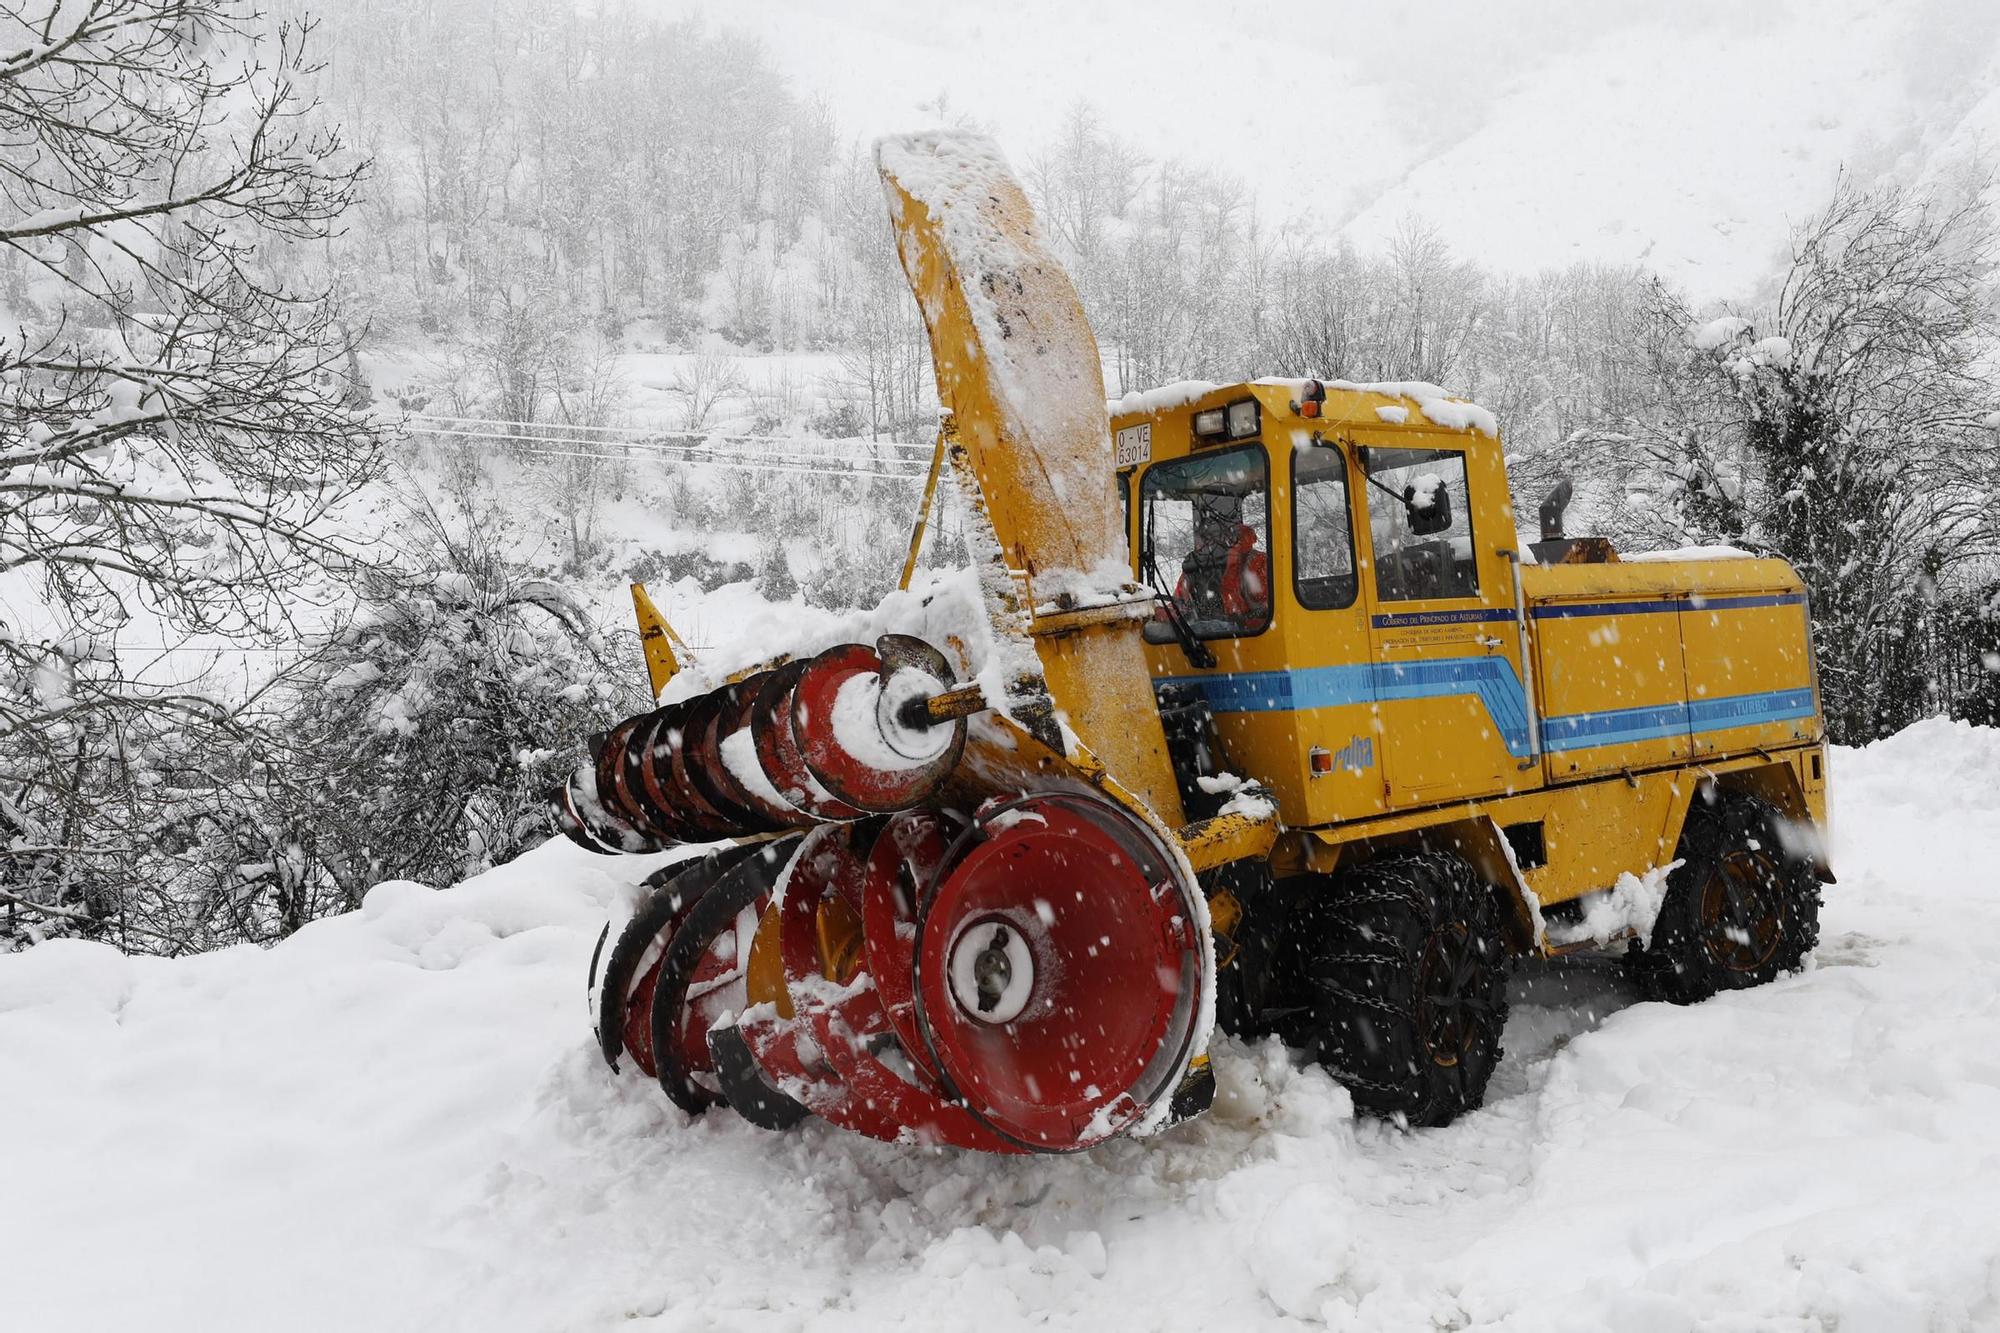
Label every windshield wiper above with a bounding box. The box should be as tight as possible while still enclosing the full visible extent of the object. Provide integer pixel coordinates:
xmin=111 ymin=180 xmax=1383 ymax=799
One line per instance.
xmin=1144 ymin=549 xmax=1217 ymax=669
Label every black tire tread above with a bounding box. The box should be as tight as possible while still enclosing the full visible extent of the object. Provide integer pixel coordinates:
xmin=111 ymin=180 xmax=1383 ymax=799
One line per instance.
xmin=1280 ymin=850 xmax=1511 ymax=1128
xmin=1628 ymin=790 xmax=1822 ymax=1005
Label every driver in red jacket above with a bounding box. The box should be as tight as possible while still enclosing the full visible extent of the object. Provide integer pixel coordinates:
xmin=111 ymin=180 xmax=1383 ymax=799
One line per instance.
xmin=1175 ymin=491 xmax=1268 ymax=628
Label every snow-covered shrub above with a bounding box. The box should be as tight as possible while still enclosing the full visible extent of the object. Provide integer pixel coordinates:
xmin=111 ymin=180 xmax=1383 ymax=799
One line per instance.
xmin=270 ymin=549 xmax=645 ymax=896
xmin=755 ymin=541 xmax=799 ymax=603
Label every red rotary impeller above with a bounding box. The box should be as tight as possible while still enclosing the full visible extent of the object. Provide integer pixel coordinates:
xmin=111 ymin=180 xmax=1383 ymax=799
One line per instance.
xmin=714 ymin=795 xmax=1207 ymax=1154
xmin=912 ymin=793 xmax=1207 ymax=1151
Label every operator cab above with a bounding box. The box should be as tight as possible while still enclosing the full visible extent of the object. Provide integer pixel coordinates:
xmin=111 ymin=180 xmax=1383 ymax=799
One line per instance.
xmin=1117 ymin=379 xmax=1519 ymax=826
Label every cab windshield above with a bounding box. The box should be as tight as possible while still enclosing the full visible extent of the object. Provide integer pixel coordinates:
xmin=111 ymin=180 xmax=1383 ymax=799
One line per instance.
xmin=1140 ymin=445 xmax=1271 ymax=639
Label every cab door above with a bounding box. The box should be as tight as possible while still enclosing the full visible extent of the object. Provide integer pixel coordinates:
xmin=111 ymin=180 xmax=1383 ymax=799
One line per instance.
xmin=1284 ymin=437 xmax=1387 ymax=825
xmin=1353 ymin=438 xmax=1529 ymax=808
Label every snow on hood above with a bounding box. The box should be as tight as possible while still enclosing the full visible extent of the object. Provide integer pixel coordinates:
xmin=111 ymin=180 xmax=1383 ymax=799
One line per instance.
xmin=1254 ymin=376 xmax=1500 ymax=437
xmin=1108 ymin=380 xmax=1222 ymax=416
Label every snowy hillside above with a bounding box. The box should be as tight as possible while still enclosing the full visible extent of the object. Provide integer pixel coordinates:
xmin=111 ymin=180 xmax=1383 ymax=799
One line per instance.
xmin=5 ymin=718 xmax=1998 ymax=1331
xmin=644 ymin=0 xmax=2000 ymax=300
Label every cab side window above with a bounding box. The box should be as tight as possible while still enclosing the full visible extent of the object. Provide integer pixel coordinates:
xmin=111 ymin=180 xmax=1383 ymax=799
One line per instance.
xmin=1363 ymin=446 xmax=1479 ymax=602
xmin=1293 ymin=445 xmax=1357 ymax=610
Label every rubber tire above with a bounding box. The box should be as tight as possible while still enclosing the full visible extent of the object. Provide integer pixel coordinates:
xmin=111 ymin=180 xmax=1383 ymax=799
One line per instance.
xmin=1278 ymin=850 xmax=1510 ymax=1128
xmin=592 ymin=846 xmax=761 ymax=1072
xmin=1628 ymin=790 xmax=1822 ymax=1005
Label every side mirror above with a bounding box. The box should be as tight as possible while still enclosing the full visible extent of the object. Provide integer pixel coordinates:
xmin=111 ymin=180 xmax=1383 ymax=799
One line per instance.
xmin=1141 ymin=619 xmax=1178 ymax=645
xmin=1405 ymin=475 xmax=1453 ymax=536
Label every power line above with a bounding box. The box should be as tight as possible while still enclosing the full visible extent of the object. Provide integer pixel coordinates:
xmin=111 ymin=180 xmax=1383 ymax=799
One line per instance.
xmin=410 ymin=427 xmax=925 ymax=477
xmin=509 ymin=446 xmax=923 ymax=481
xmin=407 ymin=425 xmax=927 ymax=480
xmin=407 ymin=415 xmax=934 ymax=454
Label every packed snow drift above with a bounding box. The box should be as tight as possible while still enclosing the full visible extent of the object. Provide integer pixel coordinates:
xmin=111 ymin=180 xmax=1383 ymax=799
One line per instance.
xmin=3 ymin=718 xmax=1998 ymax=1331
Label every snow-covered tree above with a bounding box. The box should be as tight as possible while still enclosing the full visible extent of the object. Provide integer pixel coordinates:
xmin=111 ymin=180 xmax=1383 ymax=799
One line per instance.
xmin=1612 ymin=180 xmax=2000 ymax=740
xmin=754 ymin=538 xmax=797 ymax=603
xmin=0 ymin=1 xmax=379 ymax=936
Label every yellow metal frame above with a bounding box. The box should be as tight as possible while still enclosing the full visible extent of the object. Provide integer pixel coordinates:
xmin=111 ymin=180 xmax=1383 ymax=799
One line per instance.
xmin=629 ymin=582 xmax=689 ymax=700
xmin=878 ymin=136 xmax=1187 ymax=830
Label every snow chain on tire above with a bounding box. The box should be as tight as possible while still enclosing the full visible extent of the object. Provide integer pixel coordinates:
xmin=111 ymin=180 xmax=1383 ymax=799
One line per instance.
xmin=1278 ymin=850 xmax=1511 ymax=1128
xmin=1627 ymin=790 xmax=1822 ymax=1005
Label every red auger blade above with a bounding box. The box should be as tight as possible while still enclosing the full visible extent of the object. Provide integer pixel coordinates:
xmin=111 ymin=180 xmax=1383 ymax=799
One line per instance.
xmin=654 ymin=701 xmax=754 ymax=841
xmin=597 ymin=846 xmax=763 ymax=1076
xmin=717 ymin=677 xmax=818 ymax=830
xmin=749 ymin=660 xmax=866 ymax=821
xmin=792 ymin=639 xmax=965 ymax=814
xmin=555 ymin=753 xmax=659 ymax=855
xmin=860 ymin=808 xmax=963 ymax=1084
xmin=646 ymin=835 xmax=803 ymax=1115
xmin=737 ymin=821 xmax=1018 ymax=1153
xmin=626 ymin=708 xmax=704 ymax=845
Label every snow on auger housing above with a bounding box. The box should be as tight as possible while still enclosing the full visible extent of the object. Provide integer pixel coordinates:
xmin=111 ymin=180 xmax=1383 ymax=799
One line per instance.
xmin=553 ymin=132 xmax=1833 ymax=1154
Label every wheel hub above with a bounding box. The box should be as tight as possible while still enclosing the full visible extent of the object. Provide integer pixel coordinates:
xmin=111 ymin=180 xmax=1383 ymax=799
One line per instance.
xmin=949 ymin=917 xmax=1035 ymax=1024
xmin=1699 ymin=851 xmax=1783 ymax=972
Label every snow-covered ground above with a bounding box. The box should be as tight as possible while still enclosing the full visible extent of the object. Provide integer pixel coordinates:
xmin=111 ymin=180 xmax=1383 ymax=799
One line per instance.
xmin=4 ymin=718 xmax=1998 ymax=1331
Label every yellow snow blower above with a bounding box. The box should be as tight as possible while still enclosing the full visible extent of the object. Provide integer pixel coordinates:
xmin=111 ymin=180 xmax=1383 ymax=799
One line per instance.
xmin=555 ymin=132 xmax=1831 ymax=1153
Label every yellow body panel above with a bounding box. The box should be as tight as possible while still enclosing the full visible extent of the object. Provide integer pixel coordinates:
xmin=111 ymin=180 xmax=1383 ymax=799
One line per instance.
xmin=1532 ymin=596 xmax=1693 ymax=781
xmin=1355 ymin=422 xmax=1528 ymax=810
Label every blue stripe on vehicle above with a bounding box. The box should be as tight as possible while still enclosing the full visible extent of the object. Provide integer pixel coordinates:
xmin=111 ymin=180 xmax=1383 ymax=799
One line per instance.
xmin=1157 ymin=663 xmax=1815 ymax=761
xmin=1371 ymin=657 xmax=1532 ymax=756
xmin=1162 ymin=657 xmax=1535 ymax=757
xmin=1687 ymin=592 xmax=1808 ymax=612
xmin=1530 ymin=591 xmax=1806 ymax=620
xmin=1542 ymin=701 xmax=1691 ymax=751
xmin=1531 ymin=598 xmax=1684 ymax=619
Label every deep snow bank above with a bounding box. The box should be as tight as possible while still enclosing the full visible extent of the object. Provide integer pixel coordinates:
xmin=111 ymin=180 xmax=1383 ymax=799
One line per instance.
xmin=4 ymin=720 xmax=1999 ymax=1331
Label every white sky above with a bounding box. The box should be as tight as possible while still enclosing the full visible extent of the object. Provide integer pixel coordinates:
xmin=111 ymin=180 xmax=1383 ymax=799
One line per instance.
xmin=629 ymin=0 xmax=2000 ymax=302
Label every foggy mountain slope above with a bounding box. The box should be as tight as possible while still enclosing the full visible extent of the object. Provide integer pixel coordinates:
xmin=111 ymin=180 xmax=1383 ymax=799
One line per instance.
xmin=3 ymin=717 xmax=1996 ymax=1332
xmin=642 ymin=0 xmax=2000 ymax=301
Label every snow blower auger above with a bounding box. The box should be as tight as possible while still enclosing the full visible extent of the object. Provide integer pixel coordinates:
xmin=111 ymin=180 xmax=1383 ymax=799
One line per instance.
xmin=559 ymin=133 xmax=1248 ymax=1155
xmin=567 ymin=632 xmax=1220 ymax=1152
xmin=561 ymin=130 xmax=1834 ymax=1150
